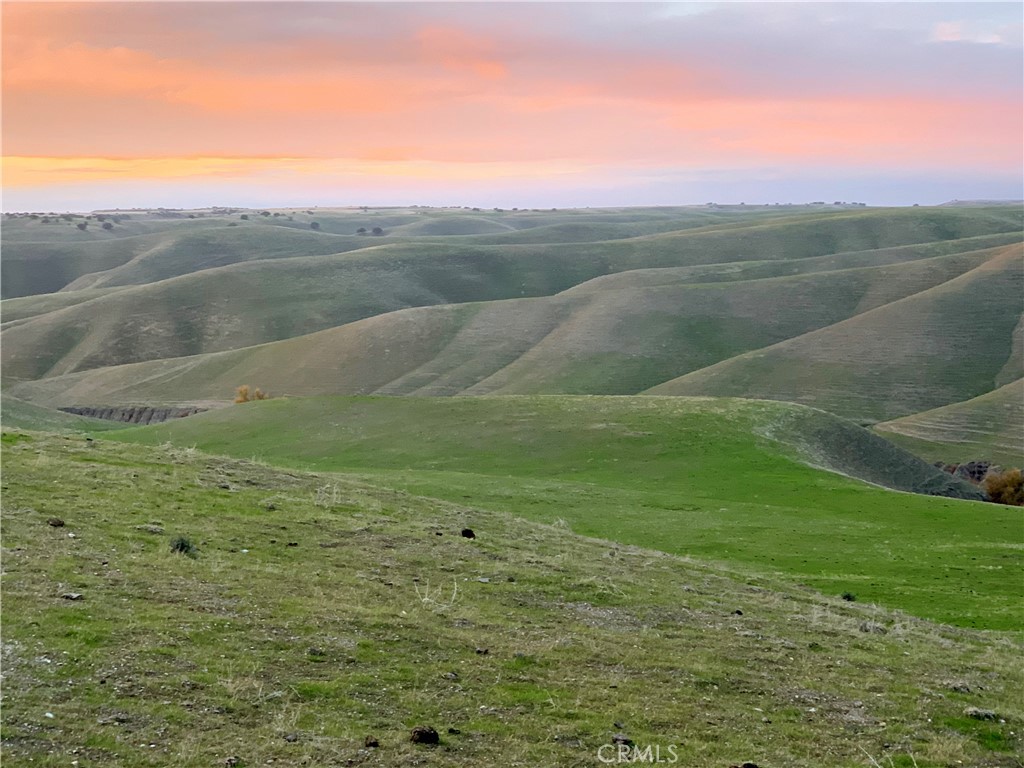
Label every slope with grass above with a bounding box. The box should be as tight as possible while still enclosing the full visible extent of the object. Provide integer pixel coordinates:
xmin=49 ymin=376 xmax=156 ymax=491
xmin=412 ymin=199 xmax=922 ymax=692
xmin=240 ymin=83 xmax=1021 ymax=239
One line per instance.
xmin=4 ymin=207 xmax=1020 ymax=382
xmin=2 ymin=432 xmax=1021 ymax=767
xmin=104 ymin=395 xmax=1024 ymax=632
xmin=0 ymin=394 xmax=130 ymax=433
xmin=6 ymin=241 xmax=1014 ymax=407
xmin=875 ymin=379 xmax=1024 ymax=468
xmin=647 ymin=244 xmax=1023 ymax=423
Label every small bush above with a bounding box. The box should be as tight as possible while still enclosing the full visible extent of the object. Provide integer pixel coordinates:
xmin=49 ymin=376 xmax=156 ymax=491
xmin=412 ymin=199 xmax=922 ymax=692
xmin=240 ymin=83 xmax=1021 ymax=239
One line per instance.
xmin=310 ymin=221 xmax=320 ymax=230
xmin=102 ymin=221 xmax=114 ymax=230
xmin=841 ymin=591 xmax=856 ymax=602
xmin=170 ymin=535 xmax=197 ymax=557
xmin=234 ymin=385 xmax=269 ymax=403
xmin=984 ymin=469 xmax=1023 ymax=506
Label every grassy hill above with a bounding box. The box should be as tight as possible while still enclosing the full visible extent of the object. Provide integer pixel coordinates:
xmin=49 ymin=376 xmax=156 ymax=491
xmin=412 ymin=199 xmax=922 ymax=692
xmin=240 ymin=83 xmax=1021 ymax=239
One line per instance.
xmin=4 ymin=207 xmax=1020 ymax=382
xmin=5 ymin=242 xmax=1014 ymax=412
xmin=0 ymin=394 xmax=130 ymax=433
xmin=103 ymin=395 xmax=1024 ymax=632
xmin=875 ymin=379 xmax=1024 ymax=468
xmin=647 ymin=244 xmax=1023 ymax=423
xmin=2 ymin=431 xmax=1021 ymax=767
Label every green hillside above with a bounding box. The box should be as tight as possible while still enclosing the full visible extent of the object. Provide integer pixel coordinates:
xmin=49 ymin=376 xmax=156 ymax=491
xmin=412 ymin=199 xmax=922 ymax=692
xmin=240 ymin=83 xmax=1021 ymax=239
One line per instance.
xmin=4 ymin=207 xmax=1020 ymax=382
xmin=648 ymin=244 xmax=1023 ymax=422
xmin=5 ymin=243 xmax=1013 ymax=408
xmin=0 ymin=394 xmax=129 ymax=433
xmin=875 ymin=379 xmax=1024 ymax=468
xmin=4 ymin=433 xmax=1020 ymax=767
xmin=105 ymin=395 xmax=1024 ymax=631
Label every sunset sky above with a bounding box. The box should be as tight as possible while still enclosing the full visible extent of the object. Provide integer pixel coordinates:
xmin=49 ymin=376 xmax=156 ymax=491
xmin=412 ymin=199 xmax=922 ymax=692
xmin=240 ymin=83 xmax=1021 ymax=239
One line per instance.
xmin=2 ymin=1 xmax=1021 ymax=210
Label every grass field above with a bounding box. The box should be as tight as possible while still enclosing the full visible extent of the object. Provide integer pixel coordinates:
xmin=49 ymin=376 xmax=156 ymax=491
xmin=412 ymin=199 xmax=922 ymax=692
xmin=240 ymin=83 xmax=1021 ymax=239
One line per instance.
xmin=2 ymin=431 xmax=1021 ymax=767
xmin=105 ymin=395 xmax=1022 ymax=632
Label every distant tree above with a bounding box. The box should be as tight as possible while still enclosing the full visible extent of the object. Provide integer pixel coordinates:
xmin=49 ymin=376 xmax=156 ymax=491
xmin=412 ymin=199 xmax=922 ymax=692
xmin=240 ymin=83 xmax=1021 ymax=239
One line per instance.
xmin=96 ymin=214 xmax=106 ymax=222
xmin=260 ymin=211 xmax=271 ymax=217
xmin=102 ymin=221 xmax=114 ymax=230
xmin=310 ymin=221 xmax=321 ymax=230
xmin=356 ymin=227 xmax=367 ymax=235
xmin=41 ymin=217 xmax=51 ymax=224
xmin=240 ymin=214 xmax=249 ymax=220
xmin=227 ymin=222 xmax=239 ymax=227
xmin=76 ymin=222 xmax=87 ymax=230
xmin=371 ymin=226 xmax=384 ymax=236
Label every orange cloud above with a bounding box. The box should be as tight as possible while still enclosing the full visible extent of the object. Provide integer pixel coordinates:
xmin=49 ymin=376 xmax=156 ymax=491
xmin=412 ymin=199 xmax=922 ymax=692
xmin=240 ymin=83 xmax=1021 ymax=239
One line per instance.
xmin=1 ymin=155 xmax=594 ymax=188
xmin=416 ymin=25 xmax=508 ymax=80
xmin=2 ymin=1 xmax=1020 ymax=194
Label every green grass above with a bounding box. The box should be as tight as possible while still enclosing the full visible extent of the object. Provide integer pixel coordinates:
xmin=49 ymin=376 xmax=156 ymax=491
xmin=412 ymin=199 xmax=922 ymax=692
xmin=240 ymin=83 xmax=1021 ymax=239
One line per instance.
xmin=2 ymin=432 xmax=1021 ymax=767
xmin=107 ymin=395 xmax=1022 ymax=631
xmin=0 ymin=394 xmax=130 ymax=433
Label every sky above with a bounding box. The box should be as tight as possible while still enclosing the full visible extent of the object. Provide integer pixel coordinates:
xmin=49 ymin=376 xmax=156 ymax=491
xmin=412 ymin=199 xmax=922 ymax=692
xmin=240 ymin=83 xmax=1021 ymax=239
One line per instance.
xmin=2 ymin=1 xmax=1022 ymax=210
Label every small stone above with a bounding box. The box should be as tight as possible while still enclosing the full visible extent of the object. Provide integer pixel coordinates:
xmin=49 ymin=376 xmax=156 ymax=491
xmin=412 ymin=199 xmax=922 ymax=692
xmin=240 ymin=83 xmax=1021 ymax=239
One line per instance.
xmin=612 ymin=733 xmax=633 ymax=746
xmin=461 ymin=528 xmax=476 ymax=539
xmin=307 ymin=647 xmax=326 ymax=657
xmin=859 ymin=621 xmax=887 ymax=634
xmin=364 ymin=735 xmax=379 ymax=748
xmin=447 ymin=727 xmax=461 ymax=735
xmin=965 ymin=707 xmax=998 ymax=721
xmin=442 ymin=671 xmax=459 ymax=680
xmin=410 ymin=725 xmax=439 ymax=745
xmin=47 ymin=517 xmax=65 ymax=527
xmin=477 ymin=577 xmax=490 ymax=583
xmin=282 ymin=733 xmax=299 ymax=743
xmin=135 ymin=524 xmax=164 ymax=535
xmin=217 ymin=482 xmax=231 ymax=490
xmin=287 ymin=542 xmax=298 ymax=547
xmin=475 ymin=647 xmax=489 ymax=655
xmin=61 ymin=593 xmax=84 ymax=601
xmin=733 ymin=609 xmax=743 ymax=616
xmin=223 ymin=758 xmax=241 ymax=768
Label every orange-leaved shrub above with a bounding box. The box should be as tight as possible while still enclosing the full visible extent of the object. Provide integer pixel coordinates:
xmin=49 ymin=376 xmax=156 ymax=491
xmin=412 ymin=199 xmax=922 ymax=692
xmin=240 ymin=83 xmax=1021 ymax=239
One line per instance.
xmin=984 ymin=468 xmax=1023 ymax=506
xmin=234 ymin=385 xmax=269 ymax=404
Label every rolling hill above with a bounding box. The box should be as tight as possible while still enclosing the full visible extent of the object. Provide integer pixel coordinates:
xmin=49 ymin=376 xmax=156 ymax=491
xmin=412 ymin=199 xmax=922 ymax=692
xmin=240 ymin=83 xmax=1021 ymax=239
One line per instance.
xmin=6 ymin=242 xmax=1017 ymax=418
xmin=647 ymin=244 xmax=1023 ymax=422
xmin=3 ymin=205 xmax=1021 ymax=468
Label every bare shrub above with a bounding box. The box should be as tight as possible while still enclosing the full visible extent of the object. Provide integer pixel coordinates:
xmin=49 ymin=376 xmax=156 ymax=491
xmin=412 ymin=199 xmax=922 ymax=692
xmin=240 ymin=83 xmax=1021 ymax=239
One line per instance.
xmin=984 ymin=468 xmax=1023 ymax=506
